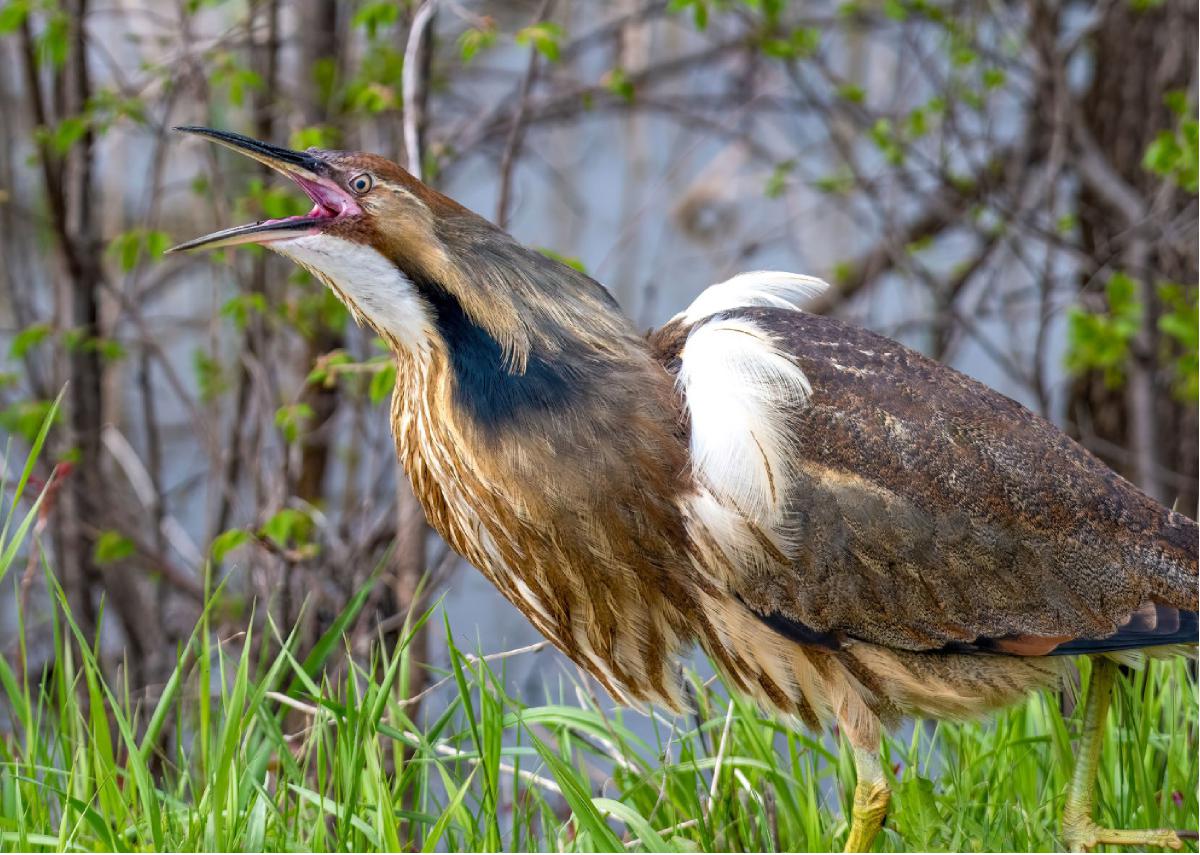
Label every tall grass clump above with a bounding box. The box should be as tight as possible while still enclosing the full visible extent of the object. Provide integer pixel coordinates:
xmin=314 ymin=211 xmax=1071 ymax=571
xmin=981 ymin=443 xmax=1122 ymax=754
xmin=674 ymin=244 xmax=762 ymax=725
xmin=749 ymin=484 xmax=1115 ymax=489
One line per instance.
xmin=0 ymin=418 xmax=1196 ymax=852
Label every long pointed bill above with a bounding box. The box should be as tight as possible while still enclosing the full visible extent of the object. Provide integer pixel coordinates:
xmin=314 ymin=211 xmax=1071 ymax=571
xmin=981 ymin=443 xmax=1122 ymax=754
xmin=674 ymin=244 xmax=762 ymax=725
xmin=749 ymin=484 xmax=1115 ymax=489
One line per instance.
xmin=166 ymin=126 xmax=359 ymax=253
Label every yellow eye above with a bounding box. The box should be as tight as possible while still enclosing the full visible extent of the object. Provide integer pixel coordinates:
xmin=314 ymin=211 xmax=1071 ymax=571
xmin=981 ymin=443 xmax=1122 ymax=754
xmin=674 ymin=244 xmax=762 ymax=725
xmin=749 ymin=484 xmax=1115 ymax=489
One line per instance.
xmin=350 ymin=173 xmax=373 ymax=194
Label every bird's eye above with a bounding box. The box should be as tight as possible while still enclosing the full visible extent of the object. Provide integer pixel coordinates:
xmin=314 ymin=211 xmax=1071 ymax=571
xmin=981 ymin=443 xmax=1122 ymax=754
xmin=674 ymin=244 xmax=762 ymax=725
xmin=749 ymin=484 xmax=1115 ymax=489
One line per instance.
xmin=350 ymin=173 xmax=373 ymax=194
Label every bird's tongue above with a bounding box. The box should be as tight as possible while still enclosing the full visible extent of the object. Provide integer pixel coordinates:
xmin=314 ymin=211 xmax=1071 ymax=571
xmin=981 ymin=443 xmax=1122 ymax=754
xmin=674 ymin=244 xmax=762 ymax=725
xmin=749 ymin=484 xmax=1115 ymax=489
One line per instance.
xmin=292 ymin=173 xmax=355 ymax=218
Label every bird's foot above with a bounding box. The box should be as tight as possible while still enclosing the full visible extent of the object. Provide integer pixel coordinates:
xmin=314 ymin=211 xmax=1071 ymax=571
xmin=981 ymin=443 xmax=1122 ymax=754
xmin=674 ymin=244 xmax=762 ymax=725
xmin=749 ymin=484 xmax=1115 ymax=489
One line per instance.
xmin=843 ymin=779 xmax=890 ymax=853
xmin=1062 ymin=817 xmax=1183 ymax=852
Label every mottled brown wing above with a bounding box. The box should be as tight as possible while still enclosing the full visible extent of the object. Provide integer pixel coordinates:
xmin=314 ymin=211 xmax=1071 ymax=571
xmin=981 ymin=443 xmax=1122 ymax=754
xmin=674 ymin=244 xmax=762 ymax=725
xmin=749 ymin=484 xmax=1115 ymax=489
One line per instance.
xmin=661 ymin=307 xmax=1198 ymax=654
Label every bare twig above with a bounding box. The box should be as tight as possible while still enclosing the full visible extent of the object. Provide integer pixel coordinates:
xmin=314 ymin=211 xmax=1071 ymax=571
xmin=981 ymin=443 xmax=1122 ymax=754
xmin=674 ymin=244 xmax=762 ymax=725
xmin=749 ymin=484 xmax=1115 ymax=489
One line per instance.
xmin=496 ymin=0 xmax=553 ymax=229
xmin=102 ymin=426 xmax=205 ymax=566
xmin=264 ymin=690 xmax=563 ymax=794
xmin=402 ymin=0 xmax=438 ymax=178
xmin=393 ymin=640 xmax=549 ymax=708
xmin=1070 ymin=109 xmax=1161 ymax=500
xmin=707 ymin=699 xmax=735 ymax=805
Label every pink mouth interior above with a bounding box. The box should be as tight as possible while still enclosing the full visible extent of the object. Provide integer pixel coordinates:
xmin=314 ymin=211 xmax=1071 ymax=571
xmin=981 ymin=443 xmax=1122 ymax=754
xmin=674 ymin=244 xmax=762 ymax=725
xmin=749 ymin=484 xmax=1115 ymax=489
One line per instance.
xmin=262 ymin=174 xmax=361 ymax=227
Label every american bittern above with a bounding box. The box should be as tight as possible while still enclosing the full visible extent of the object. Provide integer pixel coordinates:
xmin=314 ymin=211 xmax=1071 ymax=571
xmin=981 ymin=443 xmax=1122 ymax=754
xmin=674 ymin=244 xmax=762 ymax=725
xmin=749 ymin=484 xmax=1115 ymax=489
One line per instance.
xmin=170 ymin=127 xmax=1198 ymax=852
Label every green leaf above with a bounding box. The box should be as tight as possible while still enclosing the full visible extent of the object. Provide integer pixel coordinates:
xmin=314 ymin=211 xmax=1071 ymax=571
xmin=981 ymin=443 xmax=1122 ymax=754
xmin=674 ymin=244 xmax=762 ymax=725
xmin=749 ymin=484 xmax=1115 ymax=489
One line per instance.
xmin=904 ymin=107 xmax=929 ymax=138
xmin=37 ymin=12 xmax=69 ymax=68
xmin=603 ymin=66 xmax=635 ymax=103
xmin=814 ymin=170 xmax=855 ymax=194
xmin=668 ymin=0 xmax=708 ymax=30
xmin=259 ymin=508 xmax=312 ymax=549
xmin=193 ymin=349 xmax=227 ymax=401
xmin=93 ymin=530 xmax=135 ymax=564
xmin=1064 ymin=272 xmax=1145 ymax=388
xmin=250 ymin=179 xmax=310 ymax=220
xmin=306 ymin=349 xmax=353 ymax=386
xmin=94 ymin=337 xmax=126 ymax=362
xmin=220 ymin=292 xmax=269 ymax=329
xmin=760 ymin=38 xmax=793 ymax=59
xmin=981 ymin=67 xmax=1006 ymax=90
xmin=289 ymin=125 xmax=335 ymax=150
xmin=211 ymin=54 xmax=264 ymax=107
xmin=351 ymin=1 xmax=400 ymax=38
xmin=145 ymin=229 xmax=170 ymax=258
xmin=211 ymin=528 xmax=250 ymax=563
xmin=1143 ymin=111 xmax=1198 ymax=193
xmin=51 ymin=116 xmax=88 ymax=154
xmin=1156 ymin=282 xmax=1199 ymax=403
xmin=868 ymin=118 xmax=904 ymax=166
xmin=0 ymin=398 xmax=58 ymax=443
xmin=274 ymin=403 xmax=314 ymax=444
xmin=1106 ymin=271 xmax=1142 ymax=322
xmin=1164 ymin=89 xmax=1190 ymax=117
xmin=515 ymin=22 xmax=565 ymax=62
xmin=906 ymin=235 xmax=934 ymax=255
xmin=765 ymin=159 xmax=796 ymax=199
xmin=951 ymin=43 xmax=978 ymax=67
xmin=744 ymin=0 xmax=785 ymax=23
xmin=114 ymin=230 xmax=140 ymax=271
xmin=0 ymin=0 xmax=30 ymax=35
xmin=537 ymin=247 xmax=588 ymax=273
xmin=458 ymin=25 xmax=497 ymax=64
xmin=837 ymin=83 xmax=865 ymax=104
xmin=761 ymin=27 xmax=819 ymax=60
xmin=108 ymin=228 xmax=172 ymax=271
xmin=1144 ymin=131 xmax=1181 ymax=174
xmin=10 ymin=323 xmax=50 ymax=359
xmin=368 ymin=361 xmax=396 ymax=405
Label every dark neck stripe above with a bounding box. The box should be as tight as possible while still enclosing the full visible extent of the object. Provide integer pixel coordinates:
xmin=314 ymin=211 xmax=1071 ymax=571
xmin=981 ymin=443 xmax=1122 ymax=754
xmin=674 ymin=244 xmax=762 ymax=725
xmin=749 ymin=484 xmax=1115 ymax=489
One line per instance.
xmin=416 ymin=279 xmax=582 ymax=434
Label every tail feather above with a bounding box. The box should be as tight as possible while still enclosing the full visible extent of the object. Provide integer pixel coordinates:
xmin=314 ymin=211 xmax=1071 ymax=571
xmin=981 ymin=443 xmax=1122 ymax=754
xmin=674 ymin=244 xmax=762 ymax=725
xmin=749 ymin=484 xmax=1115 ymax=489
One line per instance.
xmin=1050 ymin=603 xmax=1197 ymax=656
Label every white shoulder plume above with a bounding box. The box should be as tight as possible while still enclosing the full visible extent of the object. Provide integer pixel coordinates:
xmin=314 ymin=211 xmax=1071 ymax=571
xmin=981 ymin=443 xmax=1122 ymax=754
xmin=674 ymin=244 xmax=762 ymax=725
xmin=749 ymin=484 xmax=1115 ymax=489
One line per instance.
xmin=676 ymin=270 xmax=829 ymax=325
xmin=677 ymin=315 xmax=811 ymax=523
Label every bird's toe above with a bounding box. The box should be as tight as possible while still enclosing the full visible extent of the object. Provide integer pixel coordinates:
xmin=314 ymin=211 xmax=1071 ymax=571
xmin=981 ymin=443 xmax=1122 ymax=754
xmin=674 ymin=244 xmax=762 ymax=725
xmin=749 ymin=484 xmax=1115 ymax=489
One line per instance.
xmin=1063 ymin=818 xmax=1184 ymax=852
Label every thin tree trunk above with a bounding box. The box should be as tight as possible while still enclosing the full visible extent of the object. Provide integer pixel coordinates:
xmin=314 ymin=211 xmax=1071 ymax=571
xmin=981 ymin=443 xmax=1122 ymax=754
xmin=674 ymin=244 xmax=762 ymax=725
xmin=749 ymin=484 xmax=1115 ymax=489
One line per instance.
xmin=295 ymin=0 xmax=344 ymax=507
xmin=393 ymin=0 xmax=435 ymax=706
xmin=1069 ymin=0 xmax=1198 ymax=516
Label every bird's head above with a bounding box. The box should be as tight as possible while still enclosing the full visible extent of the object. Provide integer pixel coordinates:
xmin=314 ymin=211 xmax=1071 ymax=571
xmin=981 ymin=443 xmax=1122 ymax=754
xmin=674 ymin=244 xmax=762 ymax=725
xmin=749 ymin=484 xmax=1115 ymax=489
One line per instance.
xmin=169 ymin=127 xmax=646 ymax=434
xmin=169 ymin=126 xmax=480 ymax=348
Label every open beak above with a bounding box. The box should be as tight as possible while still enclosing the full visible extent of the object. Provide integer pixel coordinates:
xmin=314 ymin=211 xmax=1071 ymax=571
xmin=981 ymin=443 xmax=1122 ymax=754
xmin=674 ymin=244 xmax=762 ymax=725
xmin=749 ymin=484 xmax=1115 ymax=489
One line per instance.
xmin=166 ymin=126 xmax=360 ymax=253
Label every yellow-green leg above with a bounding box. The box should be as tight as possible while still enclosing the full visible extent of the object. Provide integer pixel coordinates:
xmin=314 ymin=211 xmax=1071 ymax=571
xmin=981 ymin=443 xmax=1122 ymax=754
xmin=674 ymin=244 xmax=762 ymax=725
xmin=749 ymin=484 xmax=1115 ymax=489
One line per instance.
xmin=844 ymin=744 xmax=890 ymax=852
xmin=1061 ymin=658 xmax=1183 ymax=852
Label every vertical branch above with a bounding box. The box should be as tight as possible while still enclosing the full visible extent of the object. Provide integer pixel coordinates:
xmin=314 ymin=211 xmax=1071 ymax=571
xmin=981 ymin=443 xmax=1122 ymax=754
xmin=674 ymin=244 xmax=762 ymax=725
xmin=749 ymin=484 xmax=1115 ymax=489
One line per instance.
xmin=395 ymin=0 xmax=438 ymax=717
xmin=1074 ymin=122 xmax=1161 ymax=501
xmin=296 ymin=0 xmax=344 ymax=507
xmin=612 ymin=0 xmax=655 ymax=315
xmin=0 ymin=42 xmax=46 ymax=399
xmin=386 ymin=11 xmax=442 ymax=846
xmin=126 ymin=102 xmax=184 ymax=634
xmin=17 ymin=14 xmax=96 ymax=634
xmin=250 ymin=0 xmax=292 ymax=624
xmin=1069 ymin=0 xmax=1196 ymax=510
xmin=402 ymin=0 xmax=437 ymax=178
xmin=61 ymin=0 xmax=166 ymax=683
xmin=215 ymin=0 xmax=281 ymax=539
xmin=495 ymin=0 xmax=553 ymax=230
xmin=213 ymin=2 xmax=282 ymax=542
